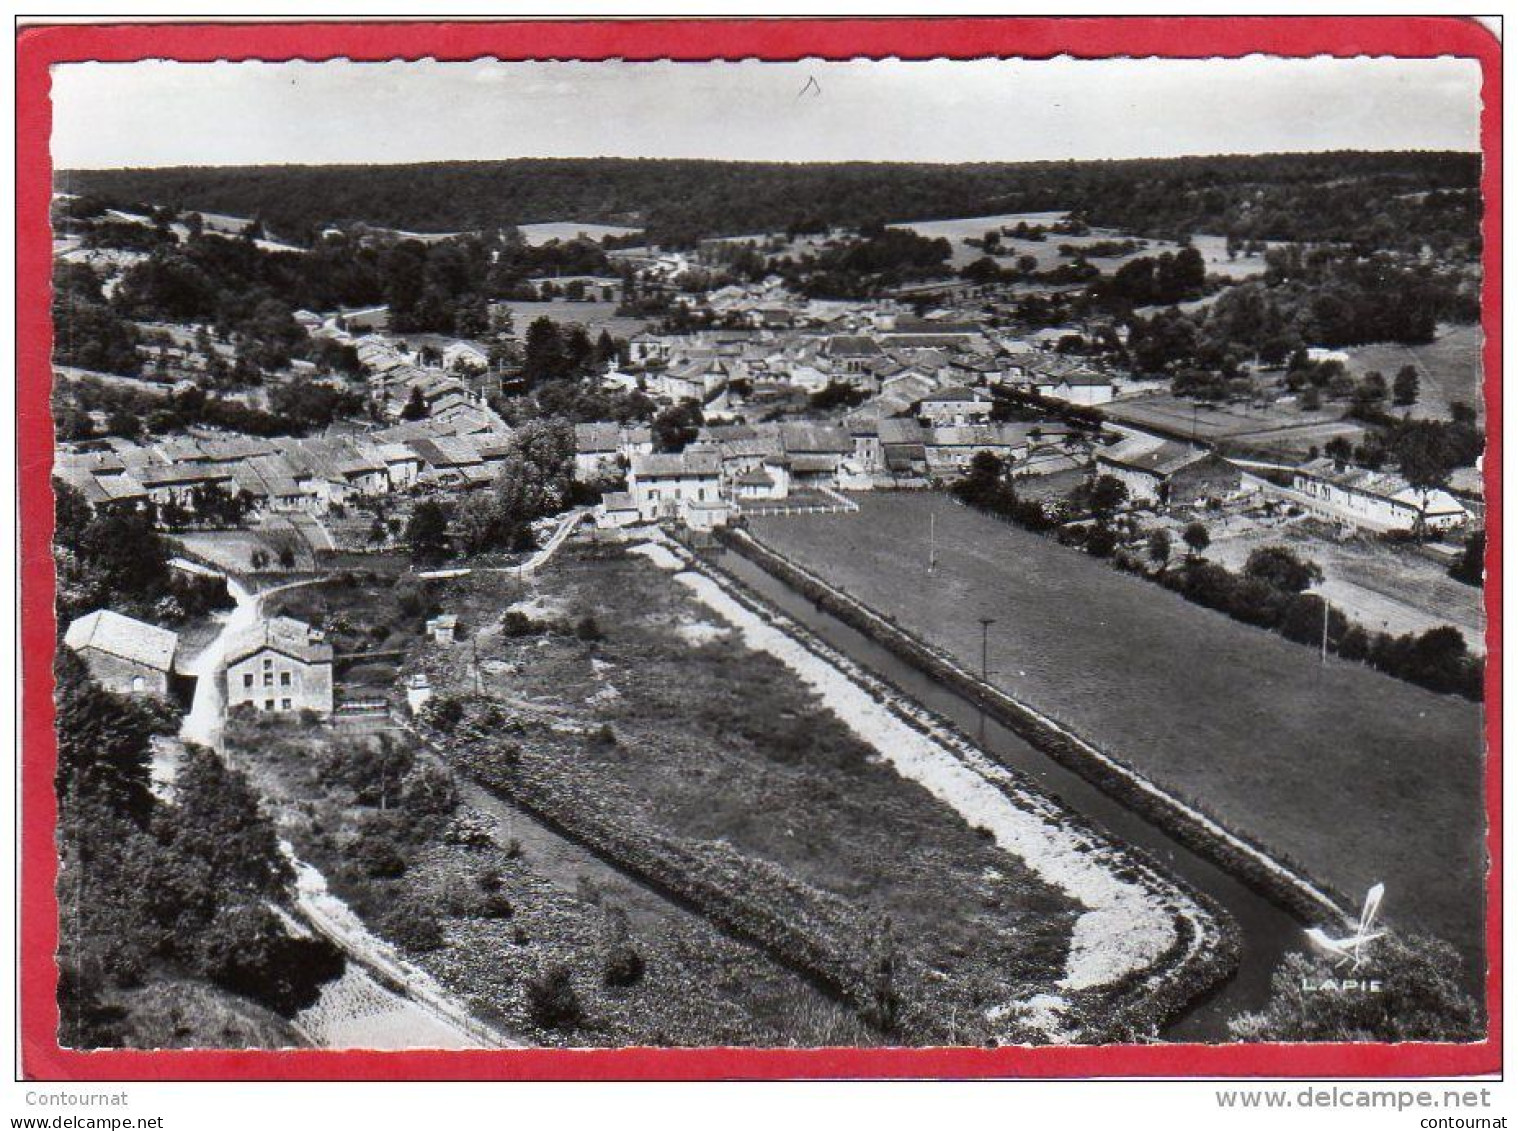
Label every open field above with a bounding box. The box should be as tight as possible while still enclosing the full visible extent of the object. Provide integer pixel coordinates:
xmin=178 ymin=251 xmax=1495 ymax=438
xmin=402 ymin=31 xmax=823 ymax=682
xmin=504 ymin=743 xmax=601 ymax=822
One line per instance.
xmin=517 ymin=220 xmax=642 ymax=246
xmin=491 ymin=299 xmax=648 ymax=339
xmin=748 ymin=493 xmax=1486 ymax=982
xmin=175 ymin=522 xmax=318 ymax=576
xmin=889 ymin=213 xmax=1273 ymax=280
xmin=1200 ymin=517 xmax=1486 ymax=653
xmin=413 ymin=544 xmax=1104 ymax=1041
xmin=1343 ymin=322 xmax=1485 ymax=422
xmin=1102 ymin=393 xmax=1366 ymax=458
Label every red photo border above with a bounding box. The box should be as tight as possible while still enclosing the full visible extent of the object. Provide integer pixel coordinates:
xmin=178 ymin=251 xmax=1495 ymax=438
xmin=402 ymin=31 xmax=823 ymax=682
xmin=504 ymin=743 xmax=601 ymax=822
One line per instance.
xmin=16 ymin=16 xmax=1503 ymax=1080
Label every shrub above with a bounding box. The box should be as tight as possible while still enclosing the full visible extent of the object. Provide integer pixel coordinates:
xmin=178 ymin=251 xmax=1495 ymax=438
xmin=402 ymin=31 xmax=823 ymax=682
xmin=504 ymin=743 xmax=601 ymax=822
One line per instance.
xmin=400 ymin=762 xmax=460 ymax=820
xmin=480 ymin=893 xmax=515 ymax=920
xmin=526 ymin=964 xmax=584 ymax=1030
xmin=349 ymin=831 xmax=407 ymax=878
xmin=575 ymin=614 xmax=604 ymax=642
xmin=1228 ymin=934 xmax=1480 ymax=1042
xmin=600 ymin=905 xmax=644 ymax=987
xmin=501 ymin=610 xmax=545 ymax=638
xmin=442 ymin=812 xmax=496 ymax=848
xmin=379 ymin=897 xmax=446 ymax=953
xmin=424 ymin=695 xmax=466 ymax=734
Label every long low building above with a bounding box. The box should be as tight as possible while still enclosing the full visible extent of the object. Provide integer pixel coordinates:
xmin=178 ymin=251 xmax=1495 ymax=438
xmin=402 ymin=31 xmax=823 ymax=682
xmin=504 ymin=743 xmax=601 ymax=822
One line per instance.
xmin=1254 ymin=457 xmax=1470 ymax=534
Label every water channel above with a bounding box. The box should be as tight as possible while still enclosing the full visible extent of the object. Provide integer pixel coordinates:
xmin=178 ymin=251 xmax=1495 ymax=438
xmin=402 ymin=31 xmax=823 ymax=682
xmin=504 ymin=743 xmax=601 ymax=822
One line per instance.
xmin=711 ymin=547 xmax=1312 ymax=1042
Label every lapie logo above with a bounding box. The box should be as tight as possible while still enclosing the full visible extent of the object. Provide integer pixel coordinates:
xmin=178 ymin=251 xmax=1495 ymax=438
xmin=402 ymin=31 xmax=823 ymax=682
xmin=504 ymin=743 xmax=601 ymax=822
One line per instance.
xmin=1302 ymin=883 xmax=1387 ymax=992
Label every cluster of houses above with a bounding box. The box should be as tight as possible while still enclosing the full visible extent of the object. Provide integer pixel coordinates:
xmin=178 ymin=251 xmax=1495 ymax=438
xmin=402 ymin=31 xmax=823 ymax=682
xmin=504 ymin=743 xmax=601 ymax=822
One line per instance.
xmin=613 ymin=300 xmax=1117 ymax=421
xmin=591 ymin=409 xmax=1089 ymax=529
xmin=56 ymin=406 xmax=515 ymax=520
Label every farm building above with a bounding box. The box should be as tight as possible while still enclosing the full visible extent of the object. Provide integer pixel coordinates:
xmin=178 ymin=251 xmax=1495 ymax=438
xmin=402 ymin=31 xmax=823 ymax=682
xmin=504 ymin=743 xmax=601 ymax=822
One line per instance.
xmin=426 ymin=615 xmax=459 ymax=644
xmin=1096 ymin=434 xmax=1242 ymax=507
xmin=1263 ymin=458 xmax=1470 ymax=534
xmin=595 ymin=491 xmax=642 ymax=529
xmin=1032 ymin=369 xmax=1116 ymax=406
xmin=574 ymin=422 xmax=655 ymax=482
xmin=224 ymin=616 xmax=334 ymax=717
xmin=64 ymin=609 xmax=179 ymax=699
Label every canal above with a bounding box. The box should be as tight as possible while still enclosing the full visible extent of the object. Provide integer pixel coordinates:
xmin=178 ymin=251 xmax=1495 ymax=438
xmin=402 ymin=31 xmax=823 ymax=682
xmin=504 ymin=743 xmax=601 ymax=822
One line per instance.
xmin=711 ymin=547 xmax=1311 ymax=1042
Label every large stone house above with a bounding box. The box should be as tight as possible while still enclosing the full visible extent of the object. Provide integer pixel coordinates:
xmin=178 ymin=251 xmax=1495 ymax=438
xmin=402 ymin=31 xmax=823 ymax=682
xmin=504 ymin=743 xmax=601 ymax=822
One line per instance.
xmin=224 ymin=616 xmax=334 ymax=717
xmin=626 ymin=451 xmax=724 ymax=522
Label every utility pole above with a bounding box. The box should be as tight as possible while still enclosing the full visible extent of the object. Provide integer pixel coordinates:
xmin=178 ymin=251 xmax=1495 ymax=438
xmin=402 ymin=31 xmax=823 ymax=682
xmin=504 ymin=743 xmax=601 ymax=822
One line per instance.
xmin=1321 ymin=598 xmax=1330 ymax=666
xmin=928 ymin=511 xmax=937 ymax=574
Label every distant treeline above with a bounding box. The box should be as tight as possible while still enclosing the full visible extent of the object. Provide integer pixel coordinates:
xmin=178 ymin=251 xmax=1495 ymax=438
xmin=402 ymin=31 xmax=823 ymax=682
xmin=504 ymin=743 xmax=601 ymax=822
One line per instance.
xmin=59 ymin=151 xmax=1481 ymax=253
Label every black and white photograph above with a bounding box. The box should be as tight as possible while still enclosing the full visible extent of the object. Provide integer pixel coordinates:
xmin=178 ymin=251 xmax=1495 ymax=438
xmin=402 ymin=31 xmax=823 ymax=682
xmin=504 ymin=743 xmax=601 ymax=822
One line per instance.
xmin=38 ymin=39 xmax=1492 ymax=1066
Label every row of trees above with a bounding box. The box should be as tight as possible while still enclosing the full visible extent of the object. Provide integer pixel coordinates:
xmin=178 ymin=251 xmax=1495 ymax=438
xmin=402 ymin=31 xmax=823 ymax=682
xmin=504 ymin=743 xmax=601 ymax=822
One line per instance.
xmin=54 ymin=373 xmax=366 ymax=444
xmin=951 ymin=456 xmax=1483 ymax=701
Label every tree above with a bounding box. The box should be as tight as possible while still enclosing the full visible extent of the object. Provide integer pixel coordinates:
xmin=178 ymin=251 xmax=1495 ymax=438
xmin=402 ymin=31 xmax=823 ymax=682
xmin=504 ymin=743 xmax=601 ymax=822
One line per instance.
xmin=1449 ymin=529 xmax=1484 ymax=586
xmin=404 ymin=499 xmax=452 ymax=563
xmin=449 ymin=492 xmax=511 ymax=557
xmin=1087 ymin=474 xmax=1129 ymax=521
xmin=1228 ymin=935 xmax=1480 ymax=1042
xmin=1393 ymin=364 xmax=1420 ymax=407
xmin=1394 ymin=421 xmax=1461 ymax=536
xmin=164 ymin=745 xmax=292 ymax=899
xmin=1244 ymin=546 xmax=1323 ymax=594
xmin=1146 ymin=528 xmax=1173 ymax=572
xmin=864 ymin=915 xmax=900 ymax=1033
xmin=1182 ymin=521 xmax=1211 ymax=558
xmin=652 ymin=401 xmax=703 ymax=453
xmin=1085 ymin=524 xmax=1119 ymax=559
xmin=953 ymin=451 xmax=1007 ymax=511
xmin=400 ymin=386 xmax=429 ymax=421
xmin=193 ymin=901 xmax=344 ymax=1014
xmin=54 ymin=651 xmax=163 ymax=820
xmin=523 ymin=317 xmax=567 ymax=385
xmin=599 ymin=904 xmax=645 ymax=987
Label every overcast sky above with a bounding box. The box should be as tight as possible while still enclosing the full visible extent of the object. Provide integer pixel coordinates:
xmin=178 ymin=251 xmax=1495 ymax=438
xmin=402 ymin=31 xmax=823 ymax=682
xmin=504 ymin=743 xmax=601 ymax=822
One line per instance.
xmin=51 ymin=55 xmax=1482 ymax=169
